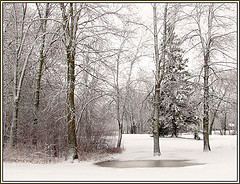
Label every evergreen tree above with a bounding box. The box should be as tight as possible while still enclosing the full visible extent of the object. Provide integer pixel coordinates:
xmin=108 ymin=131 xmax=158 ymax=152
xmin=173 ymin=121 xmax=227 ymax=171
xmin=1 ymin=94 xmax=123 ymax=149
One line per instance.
xmin=159 ymin=21 xmax=198 ymax=137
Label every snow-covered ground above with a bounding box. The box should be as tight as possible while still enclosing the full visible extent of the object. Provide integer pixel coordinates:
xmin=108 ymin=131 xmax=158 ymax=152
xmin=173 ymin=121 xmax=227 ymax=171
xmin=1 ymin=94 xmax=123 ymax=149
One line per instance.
xmin=2 ymin=134 xmax=238 ymax=182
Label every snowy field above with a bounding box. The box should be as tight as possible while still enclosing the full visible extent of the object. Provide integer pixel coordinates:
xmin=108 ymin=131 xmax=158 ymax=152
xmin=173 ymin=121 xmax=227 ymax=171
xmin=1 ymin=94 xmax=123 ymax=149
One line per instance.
xmin=2 ymin=134 xmax=238 ymax=182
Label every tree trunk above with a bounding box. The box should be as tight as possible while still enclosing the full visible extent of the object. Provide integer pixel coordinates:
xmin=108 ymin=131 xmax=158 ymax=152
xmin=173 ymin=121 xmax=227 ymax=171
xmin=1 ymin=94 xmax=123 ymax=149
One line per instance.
xmin=117 ymin=122 xmax=122 ymax=149
xmin=66 ymin=46 xmax=78 ymax=160
xmin=34 ymin=3 xmax=49 ymax=110
xmin=171 ymin=121 xmax=178 ymax=137
xmin=115 ymin=35 xmax=127 ymax=148
xmin=209 ymin=110 xmax=216 ymax=135
xmin=152 ymin=3 xmax=163 ymax=156
xmin=209 ymin=119 xmax=214 ymax=135
xmin=209 ymin=89 xmax=226 ymax=135
xmin=152 ymin=3 xmax=168 ymax=156
xmin=10 ymin=48 xmax=19 ymax=148
xmin=116 ymin=78 xmax=122 ymax=148
xmin=153 ymin=82 xmax=161 ymax=156
xmin=33 ymin=3 xmax=50 ymax=146
xmin=202 ymin=4 xmax=214 ymax=152
xmin=10 ymin=99 xmax=19 ymax=147
xmin=9 ymin=4 xmax=29 ymax=148
xmin=61 ymin=3 xmax=79 ymax=161
xmin=203 ymin=51 xmax=211 ymax=151
xmin=223 ymin=112 xmax=227 ymax=135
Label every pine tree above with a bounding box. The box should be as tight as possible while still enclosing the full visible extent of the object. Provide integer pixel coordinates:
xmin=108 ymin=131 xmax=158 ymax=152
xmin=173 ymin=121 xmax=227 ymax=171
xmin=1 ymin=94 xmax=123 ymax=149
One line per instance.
xmin=159 ymin=20 xmax=198 ymax=137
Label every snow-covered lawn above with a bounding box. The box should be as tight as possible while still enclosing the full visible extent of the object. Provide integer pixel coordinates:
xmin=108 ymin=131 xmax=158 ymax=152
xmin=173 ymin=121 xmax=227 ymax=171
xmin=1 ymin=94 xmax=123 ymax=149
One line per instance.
xmin=2 ymin=134 xmax=238 ymax=182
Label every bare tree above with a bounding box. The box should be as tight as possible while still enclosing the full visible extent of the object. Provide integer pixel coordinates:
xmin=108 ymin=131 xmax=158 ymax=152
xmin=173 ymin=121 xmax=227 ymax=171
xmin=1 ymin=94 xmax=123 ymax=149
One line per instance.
xmin=152 ymin=3 xmax=168 ymax=156
xmin=202 ymin=4 xmax=212 ymax=151
xmin=186 ymin=3 xmax=237 ymax=151
xmin=114 ymin=34 xmax=129 ymax=149
xmin=60 ymin=3 xmax=80 ymax=160
xmin=209 ymin=76 xmax=227 ymax=135
xmin=5 ymin=4 xmax=39 ymax=148
xmin=121 ymin=38 xmax=143 ymax=134
xmin=32 ymin=3 xmax=50 ymax=146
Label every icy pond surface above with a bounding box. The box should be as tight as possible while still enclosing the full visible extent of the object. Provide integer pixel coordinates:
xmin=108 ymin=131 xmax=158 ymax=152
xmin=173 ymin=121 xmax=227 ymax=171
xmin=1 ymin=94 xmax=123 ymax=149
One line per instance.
xmin=95 ymin=159 xmax=204 ymax=168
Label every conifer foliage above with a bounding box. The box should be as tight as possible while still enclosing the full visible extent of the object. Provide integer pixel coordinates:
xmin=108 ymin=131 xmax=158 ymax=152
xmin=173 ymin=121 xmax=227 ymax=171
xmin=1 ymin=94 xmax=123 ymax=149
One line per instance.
xmin=159 ymin=14 xmax=198 ymax=137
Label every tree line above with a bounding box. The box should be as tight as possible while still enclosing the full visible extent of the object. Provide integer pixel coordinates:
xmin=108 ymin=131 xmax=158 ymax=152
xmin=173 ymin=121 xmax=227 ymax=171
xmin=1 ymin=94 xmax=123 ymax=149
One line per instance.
xmin=2 ymin=2 xmax=237 ymax=162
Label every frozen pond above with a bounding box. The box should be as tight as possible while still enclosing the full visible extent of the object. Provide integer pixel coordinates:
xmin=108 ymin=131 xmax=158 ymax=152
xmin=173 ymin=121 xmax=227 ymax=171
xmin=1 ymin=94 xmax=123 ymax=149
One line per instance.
xmin=95 ymin=159 xmax=204 ymax=168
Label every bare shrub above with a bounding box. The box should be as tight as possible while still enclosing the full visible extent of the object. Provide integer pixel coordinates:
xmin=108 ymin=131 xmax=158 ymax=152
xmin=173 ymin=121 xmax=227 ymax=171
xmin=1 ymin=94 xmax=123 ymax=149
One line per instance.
xmin=3 ymin=143 xmax=63 ymax=164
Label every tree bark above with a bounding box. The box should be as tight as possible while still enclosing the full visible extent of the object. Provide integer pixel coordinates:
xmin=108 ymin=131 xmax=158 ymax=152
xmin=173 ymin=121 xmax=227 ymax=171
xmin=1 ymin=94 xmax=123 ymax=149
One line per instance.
xmin=171 ymin=120 xmax=178 ymax=137
xmin=152 ymin=3 xmax=166 ymax=156
xmin=10 ymin=42 xmax=19 ymax=148
xmin=203 ymin=52 xmax=211 ymax=151
xmin=34 ymin=3 xmax=49 ymax=110
xmin=10 ymin=99 xmax=19 ymax=147
xmin=67 ymin=46 xmax=78 ymax=160
xmin=116 ymin=55 xmax=122 ymax=148
xmin=115 ymin=35 xmax=128 ymax=148
xmin=117 ymin=122 xmax=122 ymax=148
xmin=202 ymin=4 xmax=214 ymax=152
xmin=209 ymin=110 xmax=216 ymax=135
xmin=223 ymin=112 xmax=227 ymax=135
xmin=152 ymin=3 xmax=168 ymax=156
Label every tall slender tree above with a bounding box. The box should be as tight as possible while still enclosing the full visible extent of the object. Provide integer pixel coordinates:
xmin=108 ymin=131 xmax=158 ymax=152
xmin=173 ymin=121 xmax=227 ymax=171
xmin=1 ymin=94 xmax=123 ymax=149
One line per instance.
xmin=152 ymin=3 xmax=160 ymax=156
xmin=8 ymin=4 xmax=37 ymax=148
xmin=115 ymin=35 xmax=129 ymax=149
xmin=32 ymin=3 xmax=50 ymax=146
xmin=152 ymin=3 xmax=168 ymax=156
xmin=60 ymin=3 xmax=80 ymax=160
xmin=187 ymin=3 xmax=236 ymax=151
